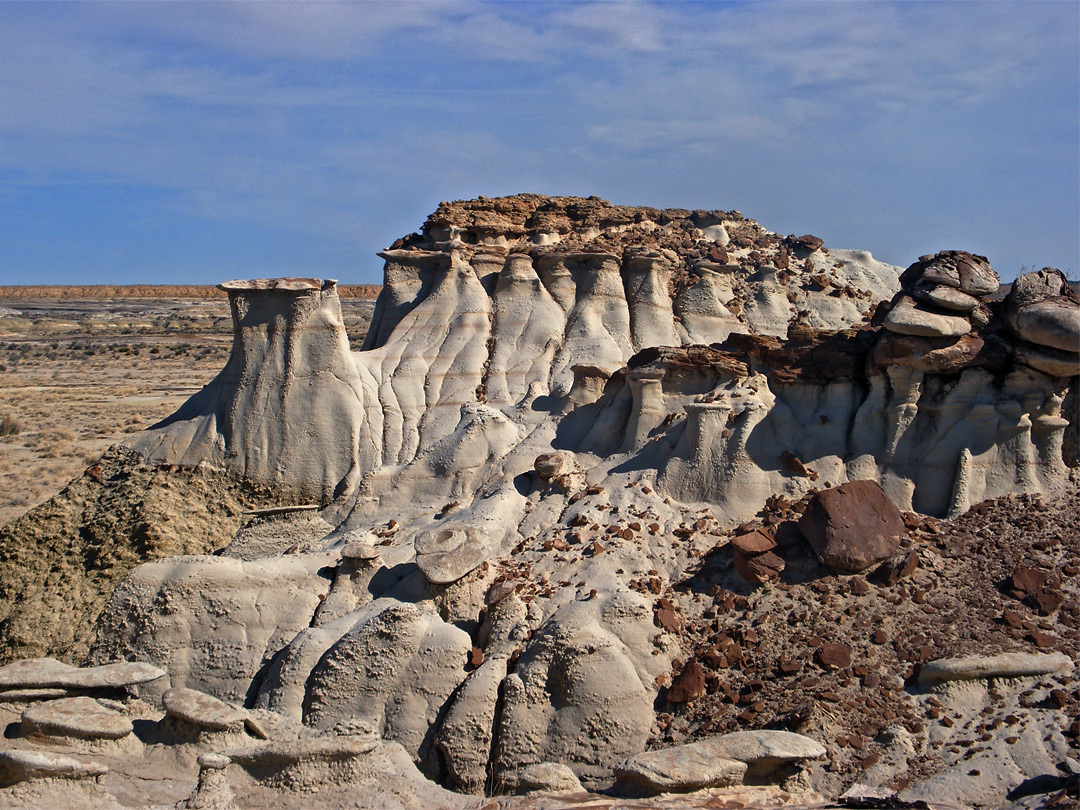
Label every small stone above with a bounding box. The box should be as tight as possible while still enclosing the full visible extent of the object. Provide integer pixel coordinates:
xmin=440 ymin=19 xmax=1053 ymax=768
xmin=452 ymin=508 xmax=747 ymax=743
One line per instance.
xmin=731 ymin=530 xmax=776 ymax=554
xmin=534 ymin=453 xmax=567 ymax=481
xmin=667 ymin=661 xmax=706 ymax=703
xmin=469 ymin=647 xmax=484 ymax=667
xmin=817 ymin=643 xmax=851 ymax=671
xmin=655 ymin=608 xmax=681 ymax=633
xmin=1011 ymin=567 xmax=1049 ymax=596
xmin=1030 ymin=630 xmax=1057 ymax=648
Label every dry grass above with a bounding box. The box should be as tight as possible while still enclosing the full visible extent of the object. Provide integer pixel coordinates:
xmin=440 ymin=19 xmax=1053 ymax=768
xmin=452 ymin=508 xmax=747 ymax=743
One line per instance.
xmin=0 ymin=340 xmax=228 ymax=525
xmin=0 ymin=293 xmax=375 ymax=527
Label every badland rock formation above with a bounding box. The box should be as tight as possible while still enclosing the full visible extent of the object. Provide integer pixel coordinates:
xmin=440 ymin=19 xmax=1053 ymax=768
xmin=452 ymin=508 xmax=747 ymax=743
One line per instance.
xmin=0 ymin=194 xmax=1077 ymax=809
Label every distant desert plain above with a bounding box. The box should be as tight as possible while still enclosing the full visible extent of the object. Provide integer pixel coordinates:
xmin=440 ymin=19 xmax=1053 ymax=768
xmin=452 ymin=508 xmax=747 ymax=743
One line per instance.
xmin=0 ymin=285 xmax=378 ymax=527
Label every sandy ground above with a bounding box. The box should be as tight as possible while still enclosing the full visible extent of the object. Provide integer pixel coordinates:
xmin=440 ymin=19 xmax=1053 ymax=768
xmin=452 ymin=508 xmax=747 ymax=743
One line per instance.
xmin=0 ymin=294 xmax=374 ymax=527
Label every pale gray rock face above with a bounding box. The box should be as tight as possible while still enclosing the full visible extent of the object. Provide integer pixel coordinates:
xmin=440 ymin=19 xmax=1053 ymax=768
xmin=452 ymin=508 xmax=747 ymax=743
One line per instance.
xmin=21 ymin=696 xmax=133 ymax=740
xmin=615 ymin=746 xmax=747 ymax=794
xmin=0 ymin=750 xmax=108 ymax=786
xmin=491 ymin=593 xmax=660 ymax=790
xmin=884 ymin=295 xmax=972 ymax=338
xmin=0 ymin=658 xmax=164 ymax=690
xmin=304 ymin=601 xmax=472 ymax=769
xmin=918 ymin=652 xmax=1073 ymax=686
xmin=88 ymin=554 xmax=330 ymax=704
xmin=432 ymin=656 xmax=508 ymax=794
xmin=129 ymin=279 xmax=379 ymax=503
xmin=74 ymin=197 xmax=1077 ymax=809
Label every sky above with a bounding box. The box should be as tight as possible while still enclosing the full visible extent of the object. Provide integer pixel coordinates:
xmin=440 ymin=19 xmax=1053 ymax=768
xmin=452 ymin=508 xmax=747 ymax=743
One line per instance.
xmin=0 ymin=1 xmax=1076 ymax=286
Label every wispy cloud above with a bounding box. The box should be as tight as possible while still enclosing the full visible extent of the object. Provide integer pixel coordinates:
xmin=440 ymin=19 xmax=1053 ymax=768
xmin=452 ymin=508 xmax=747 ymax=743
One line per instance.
xmin=0 ymin=0 xmax=1075 ymax=284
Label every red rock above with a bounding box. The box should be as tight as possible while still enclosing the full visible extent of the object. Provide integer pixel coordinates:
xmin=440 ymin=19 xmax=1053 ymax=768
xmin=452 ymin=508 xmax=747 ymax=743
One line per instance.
xmin=798 ymin=481 xmax=905 ymax=571
xmin=731 ymin=530 xmax=776 ymax=554
xmin=1029 ymin=630 xmax=1057 ymax=648
xmin=733 ymin=548 xmax=786 ymax=584
xmin=655 ymin=608 xmax=681 ymax=633
xmin=469 ymin=647 xmax=484 ymax=667
xmin=1035 ymin=589 xmax=1064 ymax=615
xmin=817 ymin=643 xmax=852 ymax=671
xmin=1012 ymin=567 xmax=1050 ymax=595
xmin=666 ymin=661 xmax=706 ymax=703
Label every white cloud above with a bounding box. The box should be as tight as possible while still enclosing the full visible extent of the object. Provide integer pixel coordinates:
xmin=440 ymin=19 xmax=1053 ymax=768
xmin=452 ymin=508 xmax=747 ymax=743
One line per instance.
xmin=0 ymin=0 xmax=1075 ymax=280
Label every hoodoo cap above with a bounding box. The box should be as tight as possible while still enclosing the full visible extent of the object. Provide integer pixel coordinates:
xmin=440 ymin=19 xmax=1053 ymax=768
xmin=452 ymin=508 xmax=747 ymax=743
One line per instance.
xmin=218 ymin=278 xmax=335 ymax=292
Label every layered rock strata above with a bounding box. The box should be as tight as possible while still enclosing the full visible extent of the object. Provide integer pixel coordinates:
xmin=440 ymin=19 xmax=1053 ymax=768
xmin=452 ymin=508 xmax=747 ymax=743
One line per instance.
xmin=3 ymin=196 xmax=1076 ymax=808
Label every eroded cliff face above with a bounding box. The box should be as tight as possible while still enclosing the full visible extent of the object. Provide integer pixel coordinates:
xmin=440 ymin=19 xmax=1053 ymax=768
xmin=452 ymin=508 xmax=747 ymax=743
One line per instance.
xmin=76 ymin=196 xmax=1078 ymax=800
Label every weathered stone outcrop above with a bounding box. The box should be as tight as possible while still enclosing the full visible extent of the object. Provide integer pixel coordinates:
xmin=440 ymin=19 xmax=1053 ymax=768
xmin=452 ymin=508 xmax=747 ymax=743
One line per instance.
xmin=131 ymin=278 xmax=380 ymax=503
xmin=14 ymin=196 xmax=1073 ymax=809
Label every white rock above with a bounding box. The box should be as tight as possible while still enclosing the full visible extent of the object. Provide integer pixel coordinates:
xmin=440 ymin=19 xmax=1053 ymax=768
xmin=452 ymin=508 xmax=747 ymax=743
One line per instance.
xmin=919 ymin=652 xmax=1073 ymax=686
xmin=0 ymin=749 xmax=108 ymax=785
xmin=163 ymin=687 xmax=246 ymax=731
xmin=615 ymin=746 xmax=746 ymax=794
xmin=884 ymin=295 xmax=972 ymax=338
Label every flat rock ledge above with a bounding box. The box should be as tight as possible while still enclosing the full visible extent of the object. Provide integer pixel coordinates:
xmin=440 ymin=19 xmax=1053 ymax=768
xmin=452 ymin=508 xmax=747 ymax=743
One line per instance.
xmin=0 ymin=749 xmax=108 ymax=787
xmin=918 ymin=652 xmax=1073 ymax=686
xmin=0 ymin=658 xmax=165 ymax=691
xmin=163 ymin=687 xmax=246 ymax=731
xmin=615 ymin=748 xmax=746 ymax=795
xmin=706 ymin=730 xmax=828 ymax=779
xmin=224 ymin=734 xmax=379 ymax=769
xmin=615 ymin=730 xmax=826 ymax=795
xmin=21 ymin=696 xmax=133 ymax=740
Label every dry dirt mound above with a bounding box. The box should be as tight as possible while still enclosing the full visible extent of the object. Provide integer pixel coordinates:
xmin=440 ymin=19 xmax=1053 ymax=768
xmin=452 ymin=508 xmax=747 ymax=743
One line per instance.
xmin=0 ymin=446 xmax=296 ymax=666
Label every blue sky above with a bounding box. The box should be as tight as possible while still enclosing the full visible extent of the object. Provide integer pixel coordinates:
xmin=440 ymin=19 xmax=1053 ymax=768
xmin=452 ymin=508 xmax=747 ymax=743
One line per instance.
xmin=0 ymin=1 xmax=1076 ymax=285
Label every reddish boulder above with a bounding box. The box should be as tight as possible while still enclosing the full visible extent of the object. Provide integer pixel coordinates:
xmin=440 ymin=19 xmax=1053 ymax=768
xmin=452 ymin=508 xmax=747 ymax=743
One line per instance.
xmin=798 ymin=481 xmax=904 ymax=572
xmin=667 ymin=661 xmax=706 ymax=703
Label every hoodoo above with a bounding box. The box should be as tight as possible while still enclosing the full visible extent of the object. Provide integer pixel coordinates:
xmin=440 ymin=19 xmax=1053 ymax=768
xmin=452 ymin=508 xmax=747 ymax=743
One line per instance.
xmin=0 ymin=195 xmax=1076 ymax=810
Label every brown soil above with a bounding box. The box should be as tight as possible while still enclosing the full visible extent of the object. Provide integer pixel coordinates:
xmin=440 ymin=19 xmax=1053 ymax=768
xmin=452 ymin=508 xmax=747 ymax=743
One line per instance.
xmin=660 ymin=490 xmax=1080 ymax=793
xmin=0 ymin=446 xmax=298 ymax=666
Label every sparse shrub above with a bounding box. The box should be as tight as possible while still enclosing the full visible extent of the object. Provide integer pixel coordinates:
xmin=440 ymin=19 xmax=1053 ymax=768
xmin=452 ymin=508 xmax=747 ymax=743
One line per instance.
xmin=0 ymin=415 xmax=21 ymax=436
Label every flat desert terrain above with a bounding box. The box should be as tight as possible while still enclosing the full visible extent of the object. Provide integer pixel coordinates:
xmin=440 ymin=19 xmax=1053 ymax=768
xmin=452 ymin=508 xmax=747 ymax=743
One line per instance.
xmin=0 ymin=286 xmax=376 ymax=527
